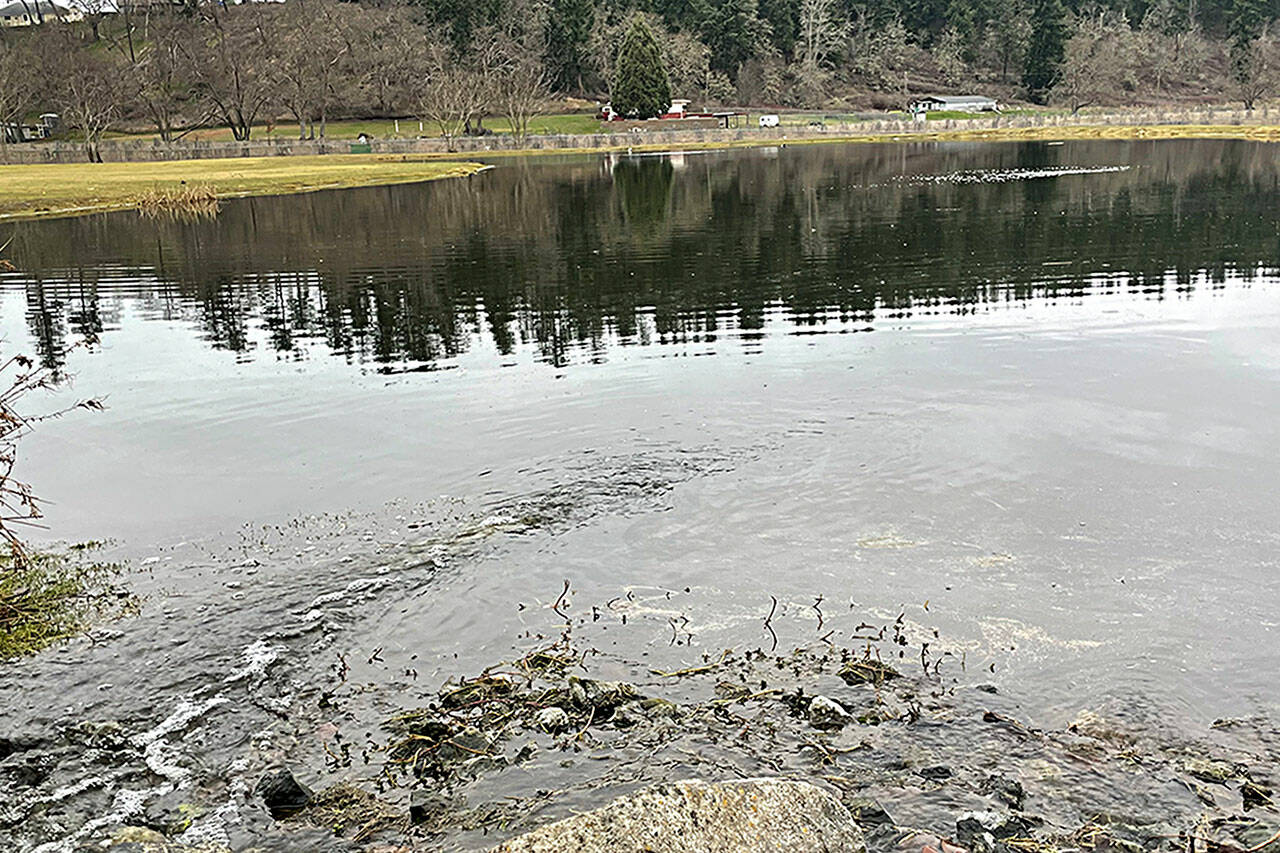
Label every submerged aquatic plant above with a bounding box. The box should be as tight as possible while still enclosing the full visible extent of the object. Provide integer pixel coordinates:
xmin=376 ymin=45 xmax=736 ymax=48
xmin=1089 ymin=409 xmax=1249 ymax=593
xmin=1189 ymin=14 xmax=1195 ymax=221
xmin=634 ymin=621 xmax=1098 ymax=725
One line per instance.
xmin=0 ymin=548 xmax=126 ymax=659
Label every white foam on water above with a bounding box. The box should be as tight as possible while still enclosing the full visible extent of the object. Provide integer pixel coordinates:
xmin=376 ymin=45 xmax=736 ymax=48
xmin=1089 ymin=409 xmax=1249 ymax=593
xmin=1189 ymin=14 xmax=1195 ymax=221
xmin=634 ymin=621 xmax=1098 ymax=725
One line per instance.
xmin=223 ymin=639 xmax=283 ymax=684
xmin=305 ymin=577 xmax=386 ymax=609
xmin=31 ymin=787 xmax=153 ymax=853
xmin=138 ymin=696 xmax=230 ymax=747
xmin=895 ymin=165 xmax=1131 ymax=184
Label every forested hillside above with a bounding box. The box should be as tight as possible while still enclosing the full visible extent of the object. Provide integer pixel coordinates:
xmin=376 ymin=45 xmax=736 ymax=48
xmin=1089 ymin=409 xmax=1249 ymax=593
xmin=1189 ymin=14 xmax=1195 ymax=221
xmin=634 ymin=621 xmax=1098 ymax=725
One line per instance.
xmin=2 ymin=0 xmax=1279 ymax=157
xmin=427 ymin=0 xmax=1280 ymax=106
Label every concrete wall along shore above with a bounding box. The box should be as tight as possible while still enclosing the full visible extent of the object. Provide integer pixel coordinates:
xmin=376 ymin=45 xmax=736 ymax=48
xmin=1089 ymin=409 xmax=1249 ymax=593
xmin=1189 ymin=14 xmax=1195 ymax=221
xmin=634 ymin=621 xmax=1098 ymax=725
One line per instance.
xmin=3 ymin=107 xmax=1279 ymax=164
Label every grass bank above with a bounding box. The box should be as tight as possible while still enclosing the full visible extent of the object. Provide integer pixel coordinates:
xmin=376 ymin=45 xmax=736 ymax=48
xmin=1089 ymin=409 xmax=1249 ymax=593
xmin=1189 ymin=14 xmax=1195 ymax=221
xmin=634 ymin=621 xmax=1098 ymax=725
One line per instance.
xmin=0 ymin=155 xmax=487 ymax=221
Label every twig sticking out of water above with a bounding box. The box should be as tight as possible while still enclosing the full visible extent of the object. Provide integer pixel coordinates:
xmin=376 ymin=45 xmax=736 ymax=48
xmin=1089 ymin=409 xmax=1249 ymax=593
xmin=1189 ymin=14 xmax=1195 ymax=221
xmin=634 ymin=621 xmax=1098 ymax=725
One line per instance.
xmin=552 ymin=579 xmax=570 ymax=620
xmin=763 ymin=595 xmax=778 ymax=652
xmin=650 ymin=649 xmax=731 ymax=678
xmin=812 ymin=596 xmax=824 ymax=631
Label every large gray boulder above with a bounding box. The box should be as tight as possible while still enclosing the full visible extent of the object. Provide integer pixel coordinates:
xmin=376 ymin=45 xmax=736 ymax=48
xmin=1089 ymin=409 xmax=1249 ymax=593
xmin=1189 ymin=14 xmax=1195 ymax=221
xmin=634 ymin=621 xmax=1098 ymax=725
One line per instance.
xmin=492 ymin=778 xmax=866 ymax=852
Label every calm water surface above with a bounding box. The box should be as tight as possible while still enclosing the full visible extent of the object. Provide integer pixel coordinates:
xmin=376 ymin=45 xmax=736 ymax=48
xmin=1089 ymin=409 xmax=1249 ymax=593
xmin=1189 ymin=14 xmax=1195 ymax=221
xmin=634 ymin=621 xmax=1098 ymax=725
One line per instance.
xmin=2 ymin=139 xmax=1279 ymax=773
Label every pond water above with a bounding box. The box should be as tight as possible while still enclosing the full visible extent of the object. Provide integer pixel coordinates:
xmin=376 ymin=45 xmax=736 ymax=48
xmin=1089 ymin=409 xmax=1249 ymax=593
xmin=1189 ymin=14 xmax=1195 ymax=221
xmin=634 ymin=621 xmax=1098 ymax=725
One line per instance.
xmin=2 ymin=139 xmax=1280 ymax=848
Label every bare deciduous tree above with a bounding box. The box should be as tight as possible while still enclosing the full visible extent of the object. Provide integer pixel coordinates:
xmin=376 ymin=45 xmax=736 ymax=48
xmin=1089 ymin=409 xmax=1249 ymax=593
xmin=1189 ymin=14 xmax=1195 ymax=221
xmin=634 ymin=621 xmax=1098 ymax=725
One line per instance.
xmin=0 ymin=37 xmax=40 ymax=162
xmin=847 ymin=9 xmax=909 ymax=89
xmin=795 ymin=0 xmax=846 ymax=105
xmin=275 ymin=0 xmax=356 ymax=140
xmin=933 ymin=26 xmax=968 ymax=86
xmin=0 ymin=338 xmax=102 ymax=563
xmin=496 ymin=55 xmax=549 ymax=144
xmin=353 ymin=8 xmax=426 ymax=120
xmin=186 ymin=6 xmax=276 ymax=142
xmin=1053 ymin=8 xmax=1134 ymax=114
xmin=415 ymin=44 xmax=487 ymax=152
xmin=129 ymin=19 xmax=208 ymax=143
xmin=54 ymin=46 xmax=126 ymax=162
xmin=1234 ymin=25 xmax=1280 ymax=110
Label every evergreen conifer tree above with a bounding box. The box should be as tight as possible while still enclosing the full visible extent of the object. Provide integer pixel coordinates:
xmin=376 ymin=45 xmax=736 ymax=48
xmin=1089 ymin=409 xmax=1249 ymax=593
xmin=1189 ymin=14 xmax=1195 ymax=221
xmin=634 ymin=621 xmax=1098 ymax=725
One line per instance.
xmin=612 ymin=16 xmax=673 ymax=119
xmin=545 ymin=0 xmax=595 ymax=93
xmin=1022 ymin=0 xmax=1067 ymax=103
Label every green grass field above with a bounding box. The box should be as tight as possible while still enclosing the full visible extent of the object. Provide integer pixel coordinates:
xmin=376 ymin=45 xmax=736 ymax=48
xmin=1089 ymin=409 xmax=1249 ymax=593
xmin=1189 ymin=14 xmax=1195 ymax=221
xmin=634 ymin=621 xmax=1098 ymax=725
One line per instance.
xmin=0 ymin=155 xmax=486 ymax=220
xmin=111 ymin=113 xmax=605 ymax=143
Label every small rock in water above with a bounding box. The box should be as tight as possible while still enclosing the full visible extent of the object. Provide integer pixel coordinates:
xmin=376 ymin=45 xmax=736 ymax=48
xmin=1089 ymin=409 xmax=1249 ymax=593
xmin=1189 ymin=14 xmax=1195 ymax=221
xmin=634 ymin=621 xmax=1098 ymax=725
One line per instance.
xmin=956 ymin=811 xmax=1039 ymax=852
xmin=492 ymin=778 xmax=865 ymax=852
xmin=534 ymin=706 xmax=571 ymax=733
xmin=846 ymin=797 xmax=894 ymax=827
xmin=639 ymin=697 xmax=680 ymax=718
xmin=980 ymin=774 xmax=1025 ymax=810
xmin=110 ymin=826 xmax=169 ymax=847
xmin=918 ymin=765 xmax=953 ymax=781
xmin=410 ymin=789 xmax=460 ymax=825
xmin=808 ymin=695 xmax=852 ymax=729
xmin=255 ymin=767 xmax=313 ymax=818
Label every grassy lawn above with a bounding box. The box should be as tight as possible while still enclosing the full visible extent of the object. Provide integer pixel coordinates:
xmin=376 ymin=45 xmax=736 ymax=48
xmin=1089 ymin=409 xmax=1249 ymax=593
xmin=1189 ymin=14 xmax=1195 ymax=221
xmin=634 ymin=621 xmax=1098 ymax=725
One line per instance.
xmin=0 ymin=154 xmax=486 ymax=220
xmin=109 ymin=113 xmax=605 ymax=144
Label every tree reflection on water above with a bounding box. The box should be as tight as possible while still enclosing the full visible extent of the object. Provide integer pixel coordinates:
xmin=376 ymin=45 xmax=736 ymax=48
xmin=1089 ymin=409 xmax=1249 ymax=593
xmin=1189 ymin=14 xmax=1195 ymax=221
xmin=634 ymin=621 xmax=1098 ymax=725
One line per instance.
xmin=6 ymin=138 xmax=1278 ymax=373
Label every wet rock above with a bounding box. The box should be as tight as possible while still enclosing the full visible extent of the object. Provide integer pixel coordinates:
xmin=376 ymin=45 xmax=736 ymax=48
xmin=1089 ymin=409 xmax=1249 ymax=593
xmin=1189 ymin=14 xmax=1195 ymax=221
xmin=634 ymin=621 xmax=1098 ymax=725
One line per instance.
xmin=839 ymin=660 xmax=901 ymax=686
xmin=410 ymin=790 xmax=460 ymax=825
xmin=438 ymin=727 xmax=496 ymax=763
xmin=809 ymin=695 xmax=852 ymax=730
xmin=491 ymin=778 xmax=866 ymax=852
xmin=1233 ymin=820 xmax=1280 ymax=849
xmin=535 ymin=707 xmax=571 ymax=733
xmin=255 ymin=767 xmax=313 ymax=818
xmin=845 ymin=797 xmax=893 ymax=828
xmin=1 ymin=752 xmax=53 ymax=788
xmin=975 ymin=684 xmax=999 ymax=694
xmin=918 ymin=765 xmax=953 ymax=782
xmin=1067 ymin=710 xmax=1132 ymax=745
xmin=107 ymin=826 xmax=185 ymax=851
xmin=0 ymin=734 xmax=41 ymax=760
xmin=1183 ymin=757 xmax=1236 ymax=784
xmin=64 ymin=720 xmax=130 ymax=751
xmin=610 ymin=707 xmax=638 ymax=729
xmin=956 ymin=812 xmax=1038 ymax=851
xmin=141 ymin=789 xmax=205 ymax=836
xmin=639 ymin=697 xmax=680 ymax=718
xmin=980 ymin=775 xmax=1025 ymax=810
xmin=898 ymin=831 xmax=967 ymax=853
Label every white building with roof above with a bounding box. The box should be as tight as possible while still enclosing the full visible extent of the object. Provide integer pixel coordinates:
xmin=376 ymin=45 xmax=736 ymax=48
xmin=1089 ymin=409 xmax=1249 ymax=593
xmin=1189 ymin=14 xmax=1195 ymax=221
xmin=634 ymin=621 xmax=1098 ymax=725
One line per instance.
xmin=0 ymin=0 xmax=82 ymax=25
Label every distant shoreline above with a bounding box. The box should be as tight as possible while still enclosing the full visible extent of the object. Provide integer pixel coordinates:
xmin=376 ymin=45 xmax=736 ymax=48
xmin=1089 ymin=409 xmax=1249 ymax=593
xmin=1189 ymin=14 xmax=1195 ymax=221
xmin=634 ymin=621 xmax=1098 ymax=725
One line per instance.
xmin=475 ymin=121 xmax=1280 ymax=157
xmin=2 ymin=120 xmax=1279 ymax=223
